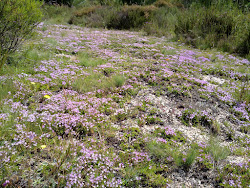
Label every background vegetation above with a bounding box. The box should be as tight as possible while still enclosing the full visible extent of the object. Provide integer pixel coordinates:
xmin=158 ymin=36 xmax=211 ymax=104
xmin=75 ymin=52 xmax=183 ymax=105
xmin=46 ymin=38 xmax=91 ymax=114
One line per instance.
xmin=42 ymin=0 xmax=250 ymax=59
xmin=0 ymin=0 xmax=249 ymax=187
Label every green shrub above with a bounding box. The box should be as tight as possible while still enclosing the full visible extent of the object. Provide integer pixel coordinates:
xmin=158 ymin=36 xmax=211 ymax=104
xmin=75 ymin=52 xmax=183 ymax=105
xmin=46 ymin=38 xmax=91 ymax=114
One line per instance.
xmin=77 ymin=52 xmax=105 ymax=67
xmin=205 ymin=138 xmax=230 ymax=162
xmin=69 ymin=6 xmax=113 ymax=27
xmin=73 ymin=6 xmax=101 ymax=17
xmin=113 ymin=75 xmax=125 ymax=87
xmin=144 ymin=7 xmax=178 ymax=37
xmin=174 ymin=146 xmax=198 ymax=171
xmin=42 ymin=4 xmax=73 ymax=24
xmin=0 ymin=0 xmax=43 ymax=70
xmin=174 ymin=5 xmax=250 ymax=57
xmin=107 ymin=5 xmax=157 ymax=29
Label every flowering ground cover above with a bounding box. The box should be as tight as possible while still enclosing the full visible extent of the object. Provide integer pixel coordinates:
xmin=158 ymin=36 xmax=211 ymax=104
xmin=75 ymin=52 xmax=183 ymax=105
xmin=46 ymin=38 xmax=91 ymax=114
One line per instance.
xmin=0 ymin=23 xmax=249 ymax=187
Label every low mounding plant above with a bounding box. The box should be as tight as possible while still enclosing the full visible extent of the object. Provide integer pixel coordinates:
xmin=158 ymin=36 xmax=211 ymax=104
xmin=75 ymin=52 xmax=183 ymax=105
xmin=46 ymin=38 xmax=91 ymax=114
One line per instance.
xmin=0 ymin=0 xmax=43 ymax=69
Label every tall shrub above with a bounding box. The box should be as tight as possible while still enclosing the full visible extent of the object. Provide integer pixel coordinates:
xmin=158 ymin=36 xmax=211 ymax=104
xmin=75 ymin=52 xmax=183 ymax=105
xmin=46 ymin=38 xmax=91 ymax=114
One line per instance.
xmin=0 ymin=0 xmax=43 ymax=69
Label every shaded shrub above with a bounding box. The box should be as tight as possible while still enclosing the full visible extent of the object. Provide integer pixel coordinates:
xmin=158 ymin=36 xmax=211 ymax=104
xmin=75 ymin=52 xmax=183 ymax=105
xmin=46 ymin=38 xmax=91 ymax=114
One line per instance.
xmin=0 ymin=0 xmax=43 ymax=70
xmin=43 ymin=0 xmax=73 ymax=7
xmin=105 ymin=5 xmax=158 ymax=29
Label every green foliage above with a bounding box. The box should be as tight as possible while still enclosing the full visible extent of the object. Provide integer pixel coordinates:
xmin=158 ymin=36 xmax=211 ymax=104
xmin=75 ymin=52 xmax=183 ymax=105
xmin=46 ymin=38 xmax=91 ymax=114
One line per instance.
xmin=77 ymin=52 xmax=105 ymax=67
xmin=108 ymin=5 xmax=158 ymax=29
xmin=103 ymin=67 xmax=115 ymax=77
xmin=146 ymin=141 xmax=174 ymax=163
xmin=181 ymin=0 xmax=250 ymax=11
xmin=174 ymin=5 xmax=250 ymax=58
xmin=0 ymin=0 xmax=43 ymax=69
xmin=72 ymin=6 xmax=100 ymax=17
xmin=174 ymin=146 xmax=198 ymax=171
xmin=204 ymin=138 xmax=230 ymax=162
xmin=0 ymin=79 xmax=16 ymax=101
xmin=42 ymin=4 xmax=73 ymax=24
xmin=72 ymin=71 xmax=125 ymax=94
xmin=43 ymin=0 xmax=74 ymax=6
xmin=73 ymin=72 xmax=112 ymax=93
xmin=240 ymin=125 xmax=249 ymax=134
xmin=113 ymin=75 xmax=125 ymax=87
xmin=233 ymin=79 xmax=250 ymax=105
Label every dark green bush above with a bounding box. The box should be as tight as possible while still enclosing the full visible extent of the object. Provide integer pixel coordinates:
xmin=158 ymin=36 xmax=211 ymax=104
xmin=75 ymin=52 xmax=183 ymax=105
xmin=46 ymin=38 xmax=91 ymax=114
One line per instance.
xmin=122 ymin=0 xmax=145 ymax=5
xmin=107 ymin=5 xmax=158 ymax=29
xmin=0 ymin=0 xmax=43 ymax=70
xmin=43 ymin=0 xmax=73 ymax=7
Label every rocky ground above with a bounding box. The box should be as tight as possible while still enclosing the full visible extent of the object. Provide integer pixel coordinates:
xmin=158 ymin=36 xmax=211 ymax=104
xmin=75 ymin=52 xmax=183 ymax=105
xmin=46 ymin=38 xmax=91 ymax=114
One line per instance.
xmin=0 ymin=23 xmax=249 ymax=187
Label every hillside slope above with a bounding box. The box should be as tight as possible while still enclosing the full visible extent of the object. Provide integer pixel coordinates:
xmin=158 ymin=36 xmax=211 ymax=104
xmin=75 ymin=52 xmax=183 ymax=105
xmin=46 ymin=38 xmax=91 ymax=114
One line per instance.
xmin=0 ymin=23 xmax=249 ymax=187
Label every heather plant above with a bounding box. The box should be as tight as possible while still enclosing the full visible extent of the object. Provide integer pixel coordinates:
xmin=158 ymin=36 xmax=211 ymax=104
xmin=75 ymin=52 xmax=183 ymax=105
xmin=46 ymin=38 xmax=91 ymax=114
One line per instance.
xmin=180 ymin=108 xmax=222 ymax=134
xmin=217 ymin=161 xmax=250 ymax=187
xmin=0 ymin=9 xmax=249 ymax=187
xmin=180 ymin=109 xmax=214 ymax=129
xmin=0 ymin=0 xmax=43 ymax=70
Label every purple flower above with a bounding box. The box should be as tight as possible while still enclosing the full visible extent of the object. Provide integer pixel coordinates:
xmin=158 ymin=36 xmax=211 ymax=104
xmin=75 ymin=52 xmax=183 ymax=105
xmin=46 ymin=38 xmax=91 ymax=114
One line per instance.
xmin=228 ymin=180 xmax=235 ymax=186
xmin=2 ymin=180 xmax=10 ymax=187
